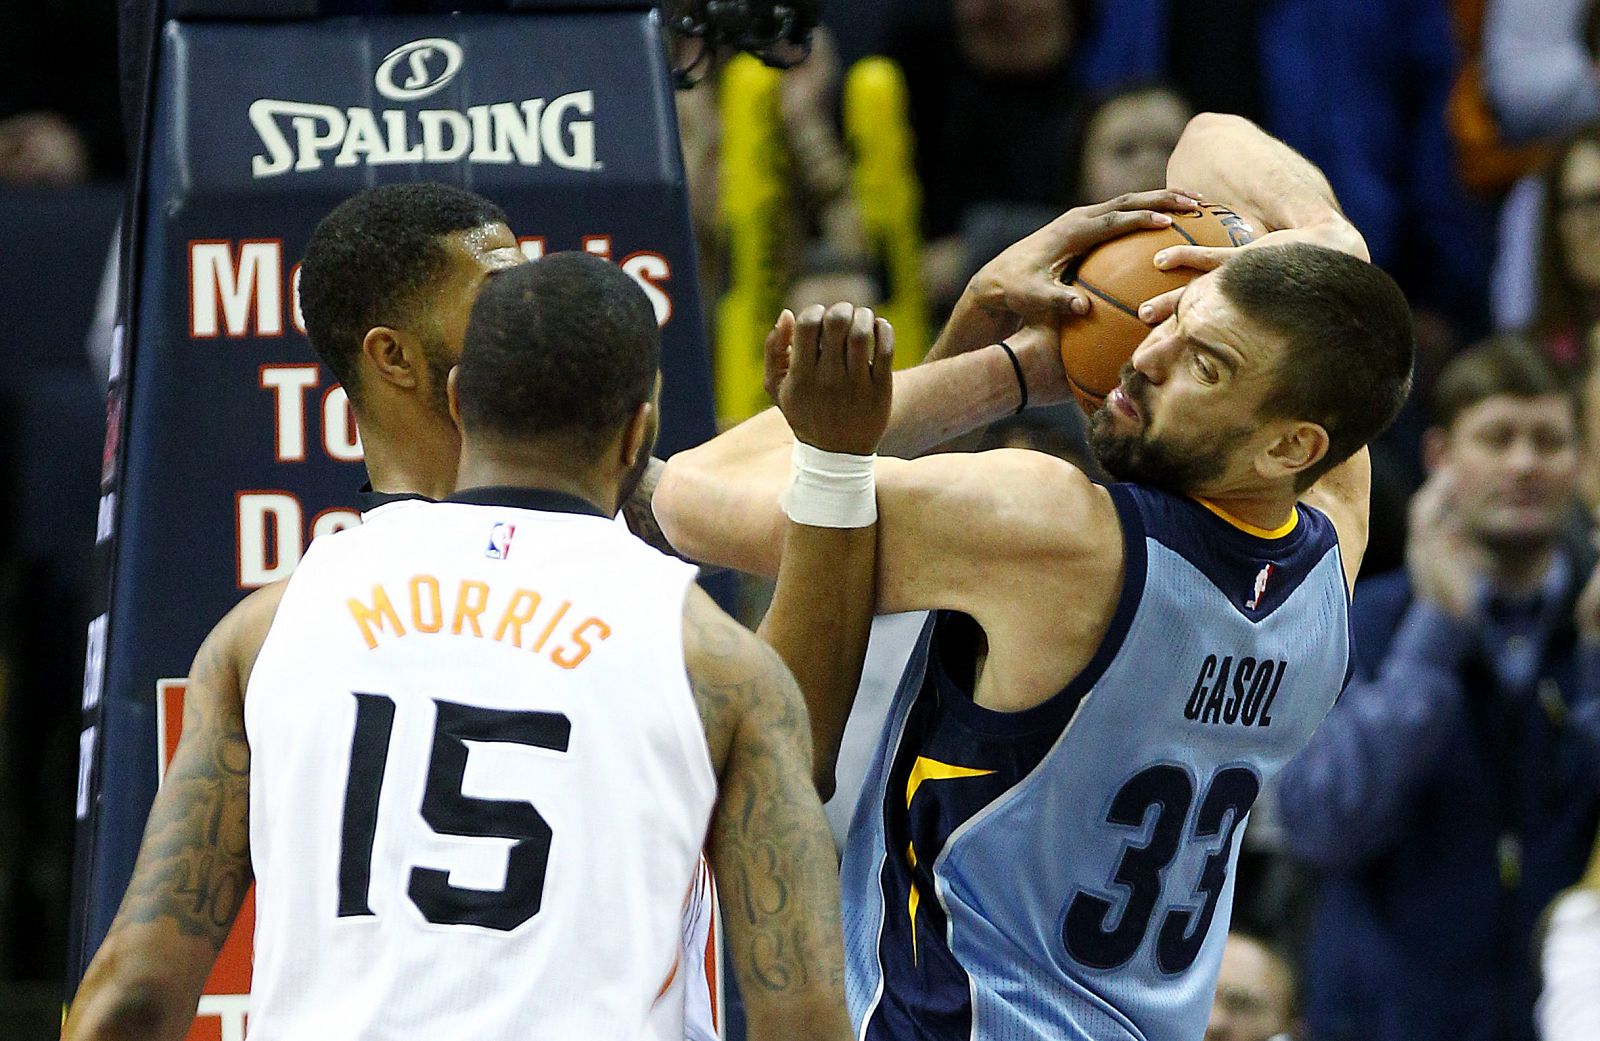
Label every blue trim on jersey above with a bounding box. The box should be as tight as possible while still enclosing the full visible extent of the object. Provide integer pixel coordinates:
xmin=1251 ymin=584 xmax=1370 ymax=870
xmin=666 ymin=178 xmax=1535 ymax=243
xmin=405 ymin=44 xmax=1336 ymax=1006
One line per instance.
xmin=1115 ymin=486 xmax=1339 ymax=622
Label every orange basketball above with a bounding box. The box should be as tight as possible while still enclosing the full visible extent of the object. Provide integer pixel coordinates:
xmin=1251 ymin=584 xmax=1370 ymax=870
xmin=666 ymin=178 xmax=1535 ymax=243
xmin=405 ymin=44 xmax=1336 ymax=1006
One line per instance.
xmin=1059 ymin=203 xmax=1255 ymax=412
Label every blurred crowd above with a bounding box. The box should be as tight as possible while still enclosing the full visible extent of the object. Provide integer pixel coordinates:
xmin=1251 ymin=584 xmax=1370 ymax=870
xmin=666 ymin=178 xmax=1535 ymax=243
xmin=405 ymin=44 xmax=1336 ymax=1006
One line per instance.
xmin=6 ymin=1 xmax=1600 ymax=1039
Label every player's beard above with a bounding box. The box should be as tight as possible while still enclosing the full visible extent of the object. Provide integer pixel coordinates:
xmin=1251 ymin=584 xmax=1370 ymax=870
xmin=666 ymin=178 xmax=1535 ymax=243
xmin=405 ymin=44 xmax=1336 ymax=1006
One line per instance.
xmin=614 ymin=407 xmax=660 ymax=514
xmin=1088 ymin=368 xmax=1237 ymax=492
xmin=420 ymin=335 xmax=456 ymax=427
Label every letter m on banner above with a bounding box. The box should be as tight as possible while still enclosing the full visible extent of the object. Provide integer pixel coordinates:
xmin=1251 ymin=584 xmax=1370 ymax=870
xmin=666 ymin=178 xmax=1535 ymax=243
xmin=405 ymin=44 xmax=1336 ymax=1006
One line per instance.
xmin=190 ymin=240 xmax=284 ymax=338
xmin=156 ymin=680 xmax=255 ymax=1041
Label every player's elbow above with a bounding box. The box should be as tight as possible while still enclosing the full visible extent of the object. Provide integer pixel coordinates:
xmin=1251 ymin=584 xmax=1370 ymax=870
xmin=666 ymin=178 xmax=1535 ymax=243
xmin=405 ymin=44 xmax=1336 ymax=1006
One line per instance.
xmin=1173 ymin=111 xmax=1258 ymax=160
xmin=66 ymin=977 xmax=191 ymax=1041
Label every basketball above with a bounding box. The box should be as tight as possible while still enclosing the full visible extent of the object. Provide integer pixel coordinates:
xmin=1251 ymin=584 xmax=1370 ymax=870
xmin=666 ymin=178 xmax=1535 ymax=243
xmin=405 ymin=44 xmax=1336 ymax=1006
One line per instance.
xmin=1059 ymin=203 xmax=1255 ymax=412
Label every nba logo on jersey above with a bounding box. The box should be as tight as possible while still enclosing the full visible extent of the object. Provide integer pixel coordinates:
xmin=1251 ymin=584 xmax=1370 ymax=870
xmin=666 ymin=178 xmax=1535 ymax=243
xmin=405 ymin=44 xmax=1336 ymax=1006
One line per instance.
xmin=485 ymin=522 xmax=516 ymax=560
xmin=1245 ymin=562 xmax=1274 ymax=609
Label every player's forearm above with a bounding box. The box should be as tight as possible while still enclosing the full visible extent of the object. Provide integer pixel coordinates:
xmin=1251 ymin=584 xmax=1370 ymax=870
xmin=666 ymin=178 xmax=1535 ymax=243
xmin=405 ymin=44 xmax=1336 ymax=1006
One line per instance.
xmin=924 ymin=285 xmax=1016 ymax=364
xmin=712 ymin=720 xmax=853 ymax=1041
xmin=657 ymin=348 xmax=1018 ymax=572
xmin=1167 ymin=112 xmax=1369 ymax=260
xmin=880 ymin=344 xmax=1029 ymax=457
xmin=64 ymin=934 xmax=206 ymax=1041
xmin=758 ymin=523 xmax=876 ymax=799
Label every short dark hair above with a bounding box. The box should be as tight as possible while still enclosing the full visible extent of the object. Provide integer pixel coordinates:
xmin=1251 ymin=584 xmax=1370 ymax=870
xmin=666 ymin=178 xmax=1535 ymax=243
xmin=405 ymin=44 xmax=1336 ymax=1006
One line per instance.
xmin=299 ymin=183 xmax=508 ymax=397
xmin=456 ymin=252 xmax=660 ymax=456
xmin=1218 ymin=243 xmax=1415 ymax=489
xmin=1432 ymin=334 xmax=1571 ymax=430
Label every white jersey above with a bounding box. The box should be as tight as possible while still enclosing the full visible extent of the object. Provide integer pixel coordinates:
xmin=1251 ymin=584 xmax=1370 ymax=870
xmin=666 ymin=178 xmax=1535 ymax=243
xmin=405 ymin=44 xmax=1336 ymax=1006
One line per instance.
xmin=245 ymin=488 xmax=714 ymax=1041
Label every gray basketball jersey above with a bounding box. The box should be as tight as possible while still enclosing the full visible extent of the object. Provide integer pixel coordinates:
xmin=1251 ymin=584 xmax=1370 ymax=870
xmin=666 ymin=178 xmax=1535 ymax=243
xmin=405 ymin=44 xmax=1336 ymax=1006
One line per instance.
xmin=842 ymin=482 xmax=1351 ymax=1041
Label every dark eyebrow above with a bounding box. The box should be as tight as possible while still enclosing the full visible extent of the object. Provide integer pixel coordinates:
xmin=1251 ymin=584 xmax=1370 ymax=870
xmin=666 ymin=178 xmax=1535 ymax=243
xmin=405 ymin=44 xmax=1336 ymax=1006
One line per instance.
xmin=1175 ymin=293 xmax=1240 ymax=374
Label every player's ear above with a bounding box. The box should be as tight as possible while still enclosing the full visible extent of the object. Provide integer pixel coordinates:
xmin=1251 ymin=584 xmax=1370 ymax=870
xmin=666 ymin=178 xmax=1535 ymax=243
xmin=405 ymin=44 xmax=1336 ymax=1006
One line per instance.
xmin=1259 ymin=420 xmax=1328 ymax=482
xmin=619 ymin=400 xmax=652 ymax=468
xmin=446 ymin=366 xmax=463 ymax=432
xmin=361 ymin=326 xmax=418 ymax=390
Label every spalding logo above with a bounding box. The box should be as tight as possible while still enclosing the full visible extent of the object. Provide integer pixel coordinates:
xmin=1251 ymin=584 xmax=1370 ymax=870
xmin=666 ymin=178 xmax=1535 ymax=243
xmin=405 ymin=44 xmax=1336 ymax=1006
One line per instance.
xmin=249 ymin=34 xmax=599 ymax=177
xmin=375 ymin=38 xmax=463 ymax=102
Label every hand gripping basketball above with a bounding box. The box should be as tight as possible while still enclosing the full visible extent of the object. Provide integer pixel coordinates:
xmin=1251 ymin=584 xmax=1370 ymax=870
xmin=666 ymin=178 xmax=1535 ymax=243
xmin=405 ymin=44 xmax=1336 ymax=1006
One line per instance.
xmin=964 ymin=189 xmax=1206 ymax=325
xmin=765 ymin=303 xmax=895 ymax=456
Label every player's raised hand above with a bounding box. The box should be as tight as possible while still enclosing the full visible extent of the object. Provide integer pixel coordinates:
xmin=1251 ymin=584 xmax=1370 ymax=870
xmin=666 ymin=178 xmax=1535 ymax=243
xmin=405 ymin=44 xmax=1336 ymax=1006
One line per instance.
xmin=766 ymin=302 xmax=894 ymax=455
xmin=965 ymin=189 xmax=1205 ymax=325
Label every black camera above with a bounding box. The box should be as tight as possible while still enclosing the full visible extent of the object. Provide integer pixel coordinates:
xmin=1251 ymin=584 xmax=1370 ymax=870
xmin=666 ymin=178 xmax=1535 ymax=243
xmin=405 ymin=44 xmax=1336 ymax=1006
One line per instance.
xmin=663 ymin=0 xmax=820 ymax=85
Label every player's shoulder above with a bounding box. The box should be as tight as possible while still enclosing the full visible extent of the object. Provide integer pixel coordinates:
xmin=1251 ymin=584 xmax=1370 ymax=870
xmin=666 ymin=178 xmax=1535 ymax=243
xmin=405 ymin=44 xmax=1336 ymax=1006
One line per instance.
xmin=880 ymin=448 xmax=1119 ymax=554
xmin=202 ymin=579 xmax=290 ymax=696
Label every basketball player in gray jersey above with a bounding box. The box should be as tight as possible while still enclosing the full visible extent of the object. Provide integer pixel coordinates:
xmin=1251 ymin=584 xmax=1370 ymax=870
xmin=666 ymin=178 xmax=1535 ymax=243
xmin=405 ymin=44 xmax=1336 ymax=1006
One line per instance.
xmin=654 ymin=113 xmax=1414 ymax=1041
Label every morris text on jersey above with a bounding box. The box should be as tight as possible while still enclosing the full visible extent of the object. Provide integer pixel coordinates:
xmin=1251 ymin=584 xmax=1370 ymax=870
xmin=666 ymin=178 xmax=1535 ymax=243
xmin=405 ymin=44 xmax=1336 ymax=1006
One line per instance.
xmin=346 ymin=575 xmax=611 ymax=670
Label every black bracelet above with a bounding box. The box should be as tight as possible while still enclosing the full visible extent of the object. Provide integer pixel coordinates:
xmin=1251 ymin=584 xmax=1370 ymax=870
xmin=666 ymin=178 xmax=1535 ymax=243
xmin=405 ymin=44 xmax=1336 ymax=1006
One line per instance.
xmin=996 ymin=341 xmax=1028 ymax=414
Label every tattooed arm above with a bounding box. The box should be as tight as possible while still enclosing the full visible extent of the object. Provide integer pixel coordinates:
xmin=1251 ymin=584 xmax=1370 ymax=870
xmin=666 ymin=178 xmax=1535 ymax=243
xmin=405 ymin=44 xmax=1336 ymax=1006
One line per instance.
xmin=64 ymin=583 xmax=285 ymax=1041
xmin=683 ymin=586 xmax=853 ymax=1041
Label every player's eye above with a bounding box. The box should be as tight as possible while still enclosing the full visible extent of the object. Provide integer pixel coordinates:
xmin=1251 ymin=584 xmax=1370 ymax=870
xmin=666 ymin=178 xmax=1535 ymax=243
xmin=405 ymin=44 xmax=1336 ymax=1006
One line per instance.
xmin=1191 ymin=352 xmax=1218 ymax=383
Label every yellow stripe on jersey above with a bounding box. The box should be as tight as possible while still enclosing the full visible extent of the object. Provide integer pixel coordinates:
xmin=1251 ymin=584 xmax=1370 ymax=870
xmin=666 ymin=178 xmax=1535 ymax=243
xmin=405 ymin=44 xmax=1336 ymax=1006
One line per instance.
xmin=903 ymin=757 xmax=995 ymax=964
xmin=1192 ymin=497 xmax=1300 ymax=539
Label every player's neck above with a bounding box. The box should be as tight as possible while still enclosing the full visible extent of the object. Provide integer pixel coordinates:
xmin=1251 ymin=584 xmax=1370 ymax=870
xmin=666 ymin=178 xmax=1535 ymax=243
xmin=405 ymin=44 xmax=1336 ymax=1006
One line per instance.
xmin=1190 ymin=492 xmax=1297 ymax=537
xmin=357 ymin=410 xmax=460 ymax=502
xmin=455 ymin=441 xmax=617 ymax=517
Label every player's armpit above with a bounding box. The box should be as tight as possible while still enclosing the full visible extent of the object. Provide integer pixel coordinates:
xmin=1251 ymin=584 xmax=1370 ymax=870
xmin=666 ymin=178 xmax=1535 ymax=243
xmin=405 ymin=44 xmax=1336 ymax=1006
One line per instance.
xmin=1300 ymin=447 xmax=1371 ymax=593
xmin=682 ymin=589 xmax=852 ymax=1041
xmin=64 ymin=583 xmax=285 ymax=1041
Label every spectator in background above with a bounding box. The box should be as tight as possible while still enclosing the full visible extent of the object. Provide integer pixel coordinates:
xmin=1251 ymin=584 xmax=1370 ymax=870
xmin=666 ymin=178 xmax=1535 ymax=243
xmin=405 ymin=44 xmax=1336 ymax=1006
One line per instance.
xmin=1479 ymin=1 xmax=1600 ymax=332
xmin=675 ymin=27 xmax=871 ymax=319
xmin=1538 ymin=825 xmax=1600 ymax=1041
xmin=951 ymin=83 xmax=1192 ymax=312
xmin=0 ymin=0 xmax=122 ymax=183
xmin=1483 ymin=0 xmax=1600 ymax=143
xmin=1207 ymin=932 xmax=1298 ymax=1041
xmin=1070 ymin=83 xmax=1190 ymax=204
xmin=1276 ymin=339 xmax=1600 ymax=1041
xmin=1534 ymin=128 xmax=1600 ymax=370
xmin=886 ymin=0 xmax=1087 ymax=308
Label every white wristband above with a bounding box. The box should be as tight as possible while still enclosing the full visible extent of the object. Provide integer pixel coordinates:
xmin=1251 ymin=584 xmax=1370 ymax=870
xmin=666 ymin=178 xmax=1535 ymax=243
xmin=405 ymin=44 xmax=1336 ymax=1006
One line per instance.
xmin=780 ymin=440 xmax=877 ymax=528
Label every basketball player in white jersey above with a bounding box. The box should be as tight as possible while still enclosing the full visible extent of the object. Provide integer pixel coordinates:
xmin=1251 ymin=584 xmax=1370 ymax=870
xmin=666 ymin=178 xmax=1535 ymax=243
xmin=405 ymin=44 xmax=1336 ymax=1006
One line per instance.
xmin=286 ymin=184 xmax=739 ymax=1036
xmin=63 ymin=252 xmax=891 ymax=1040
xmin=653 ymin=114 xmax=1414 ymax=1041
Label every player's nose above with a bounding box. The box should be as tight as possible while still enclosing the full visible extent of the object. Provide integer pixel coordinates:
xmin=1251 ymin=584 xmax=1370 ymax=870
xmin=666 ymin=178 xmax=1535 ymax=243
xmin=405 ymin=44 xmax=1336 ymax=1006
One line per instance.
xmin=1130 ymin=325 xmax=1175 ymax=384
